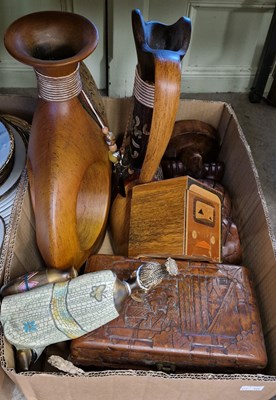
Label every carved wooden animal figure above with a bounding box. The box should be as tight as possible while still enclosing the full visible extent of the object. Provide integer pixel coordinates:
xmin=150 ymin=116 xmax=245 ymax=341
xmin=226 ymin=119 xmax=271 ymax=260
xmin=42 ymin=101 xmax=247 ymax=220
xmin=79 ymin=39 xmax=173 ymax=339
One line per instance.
xmin=161 ymin=119 xmax=222 ymax=180
xmin=109 ymin=9 xmax=191 ymax=255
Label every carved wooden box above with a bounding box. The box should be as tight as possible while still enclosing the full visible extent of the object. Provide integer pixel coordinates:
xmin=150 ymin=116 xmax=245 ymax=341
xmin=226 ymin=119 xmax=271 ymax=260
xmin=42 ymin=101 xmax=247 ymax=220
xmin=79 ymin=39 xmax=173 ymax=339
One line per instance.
xmin=128 ymin=176 xmax=222 ymax=263
xmin=70 ymin=255 xmax=267 ymax=372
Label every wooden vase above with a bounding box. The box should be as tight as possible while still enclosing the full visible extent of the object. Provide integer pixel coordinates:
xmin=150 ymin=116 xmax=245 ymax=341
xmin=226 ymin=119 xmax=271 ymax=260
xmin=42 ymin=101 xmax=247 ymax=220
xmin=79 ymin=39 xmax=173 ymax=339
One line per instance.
xmin=4 ymin=11 xmax=111 ymax=270
xmin=109 ymin=9 xmax=191 ymax=255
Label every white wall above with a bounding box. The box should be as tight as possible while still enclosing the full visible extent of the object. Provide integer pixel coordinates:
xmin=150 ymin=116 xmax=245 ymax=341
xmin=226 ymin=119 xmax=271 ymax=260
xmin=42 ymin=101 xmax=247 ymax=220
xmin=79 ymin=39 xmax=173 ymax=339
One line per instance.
xmin=0 ymin=0 xmax=61 ymax=88
xmin=0 ymin=0 xmax=106 ymax=89
xmin=108 ymin=0 xmax=275 ymax=96
xmin=0 ymin=0 xmax=275 ymax=95
xmin=183 ymin=0 xmax=275 ymax=93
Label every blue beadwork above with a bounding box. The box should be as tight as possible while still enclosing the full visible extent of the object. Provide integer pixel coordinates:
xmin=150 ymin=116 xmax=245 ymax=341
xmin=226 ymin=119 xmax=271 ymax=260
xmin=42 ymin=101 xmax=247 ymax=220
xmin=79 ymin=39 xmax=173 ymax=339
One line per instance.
xmin=23 ymin=321 xmax=37 ymax=333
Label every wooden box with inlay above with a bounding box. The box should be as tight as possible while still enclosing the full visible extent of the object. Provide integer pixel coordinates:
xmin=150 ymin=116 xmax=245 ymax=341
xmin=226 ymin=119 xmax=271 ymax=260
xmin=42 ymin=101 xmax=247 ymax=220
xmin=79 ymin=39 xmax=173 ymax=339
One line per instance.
xmin=128 ymin=176 xmax=222 ymax=262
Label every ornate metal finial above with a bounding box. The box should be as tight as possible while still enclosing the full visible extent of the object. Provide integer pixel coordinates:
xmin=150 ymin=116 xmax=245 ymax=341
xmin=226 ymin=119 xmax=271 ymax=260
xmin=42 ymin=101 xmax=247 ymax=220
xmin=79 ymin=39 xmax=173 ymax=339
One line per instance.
xmin=136 ymin=258 xmax=179 ymax=292
xmin=164 ymin=257 xmax=179 ymax=276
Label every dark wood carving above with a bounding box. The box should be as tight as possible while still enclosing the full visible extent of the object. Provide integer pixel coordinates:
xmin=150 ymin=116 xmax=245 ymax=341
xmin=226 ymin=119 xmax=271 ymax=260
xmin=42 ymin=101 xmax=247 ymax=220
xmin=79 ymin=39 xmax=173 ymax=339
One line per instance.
xmin=199 ymin=179 xmax=242 ymax=265
xmin=70 ymin=255 xmax=267 ymax=372
xmin=129 ymin=10 xmax=191 ymax=172
xmin=109 ymin=10 xmax=191 ymax=255
xmin=161 ymin=120 xmax=223 ymax=180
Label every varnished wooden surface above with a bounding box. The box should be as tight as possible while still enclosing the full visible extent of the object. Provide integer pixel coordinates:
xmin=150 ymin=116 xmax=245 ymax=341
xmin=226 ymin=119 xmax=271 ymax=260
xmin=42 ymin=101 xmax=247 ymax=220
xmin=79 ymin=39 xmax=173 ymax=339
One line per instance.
xmin=109 ymin=10 xmax=191 ymax=255
xmin=128 ymin=176 xmax=221 ymax=262
xmin=70 ymin=255 xmax=267 ymax=372
xmin=4 ymin=11 xmax=99 ymax=76
xmin=161 ymin=119 xmax=220 ymax=179
xmin=79 ymin=62 xmax=109 ymax=128
xmin=132 ymin=8 xmax=191 ymax=183
xmin=4 ymin=11 xmax=111 ymax=270
xmin=28 ymin=97 xmax=111 ymax=270
xmin=139 ymin=59 xmax=182 ymax=183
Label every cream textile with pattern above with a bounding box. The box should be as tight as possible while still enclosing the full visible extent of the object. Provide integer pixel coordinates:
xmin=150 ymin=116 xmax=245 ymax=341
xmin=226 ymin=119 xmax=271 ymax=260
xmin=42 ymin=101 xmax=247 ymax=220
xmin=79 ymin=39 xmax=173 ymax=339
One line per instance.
xmin=0 ymin=270 xmax=118 ymax=350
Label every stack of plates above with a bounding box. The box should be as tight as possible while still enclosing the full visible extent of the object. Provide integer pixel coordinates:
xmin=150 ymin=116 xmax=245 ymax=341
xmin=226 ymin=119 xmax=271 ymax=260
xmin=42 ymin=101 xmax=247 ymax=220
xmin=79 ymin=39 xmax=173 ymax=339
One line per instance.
xmin=0 ymin=116 xmax=29 ymax=251
xmin=0 ymin=120 xmax=15 ymax=185
xmin=0 ymin=216 xmax=5 ymax=253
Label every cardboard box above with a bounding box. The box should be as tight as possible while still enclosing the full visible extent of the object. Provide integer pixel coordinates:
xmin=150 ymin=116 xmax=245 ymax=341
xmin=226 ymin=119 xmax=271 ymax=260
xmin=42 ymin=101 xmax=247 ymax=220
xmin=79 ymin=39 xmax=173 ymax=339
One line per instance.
xmin=1 ymin=96 xmax=276 ymax=399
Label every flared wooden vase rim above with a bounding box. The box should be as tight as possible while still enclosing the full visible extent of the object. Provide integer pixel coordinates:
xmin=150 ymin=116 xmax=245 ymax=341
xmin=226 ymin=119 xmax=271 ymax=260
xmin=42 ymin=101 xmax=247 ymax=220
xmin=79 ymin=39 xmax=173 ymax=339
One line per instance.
xmin=4 ymin=10 xmax=99 ymax=73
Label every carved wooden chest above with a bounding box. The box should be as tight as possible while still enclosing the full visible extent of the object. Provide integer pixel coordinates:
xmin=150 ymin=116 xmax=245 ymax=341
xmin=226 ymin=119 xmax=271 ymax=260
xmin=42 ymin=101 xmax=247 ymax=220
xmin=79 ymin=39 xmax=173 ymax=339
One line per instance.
xmin=70 ymin=255 xmax=267 ymax=372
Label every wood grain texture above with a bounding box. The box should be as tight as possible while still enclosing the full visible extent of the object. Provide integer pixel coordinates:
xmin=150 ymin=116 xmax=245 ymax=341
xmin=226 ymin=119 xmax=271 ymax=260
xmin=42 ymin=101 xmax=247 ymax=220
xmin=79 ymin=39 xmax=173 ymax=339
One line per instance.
xmin=199 ymin=179 xmax=242 ymax=265
xmin=129 ymin=179 xmax=186 ymax=256
xmin=109 ymin=180 xmax=135 ymax=256
xmin=4 ymin=11 xmax=111 ymax=270
xmin=28 ymin=97 xmax=111 ymax=270
xmin=109 ymin=10 xmax=191 ymax=255
xmin=128 ymin=176 xmax=221 ymax=262
xmin=139 ymin=58 xmax=182 ymax=183
xmin=79 ymin=62 xmax=109 ymax=128
xmin=161 ymin=119 xmax=221 ymax=180
xmin=109 ymin=59 xmax=182 ymax=256
xmin=131 ymin=8 xmax=191 ymax=182
xmin=70 ymin=255 xmax=267 ymax=372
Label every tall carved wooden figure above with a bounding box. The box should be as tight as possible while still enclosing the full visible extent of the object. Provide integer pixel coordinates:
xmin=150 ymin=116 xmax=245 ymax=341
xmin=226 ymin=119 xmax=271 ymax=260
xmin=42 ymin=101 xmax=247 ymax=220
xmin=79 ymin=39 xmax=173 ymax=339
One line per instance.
xmin=4 ymin=11 xmax=111 ymax=270
xmin=110 ymin=9 xmax=191 ymax=255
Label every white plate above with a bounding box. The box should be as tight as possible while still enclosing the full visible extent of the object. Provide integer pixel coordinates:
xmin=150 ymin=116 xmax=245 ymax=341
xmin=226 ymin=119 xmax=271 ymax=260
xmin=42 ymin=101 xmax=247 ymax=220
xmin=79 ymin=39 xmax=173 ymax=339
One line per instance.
xmin=0 ymin=185 xmax=17 ymax=204
xmin=0 ymin=127 xmax=26 ymax=197
xmin=2 ymin=214 xmax=10 ymax=226
xmin=0 ymin=216 xmax=5 ymax=251
xmin=0 ymin=120 xmax=14 ymax=175
xmin=0 ymin=206 xmax=12 ymax=218
xmin=0 ymin=188 xmax=17 ymax=212
xmin=0 ymin=202 xmax=13 ymax=215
